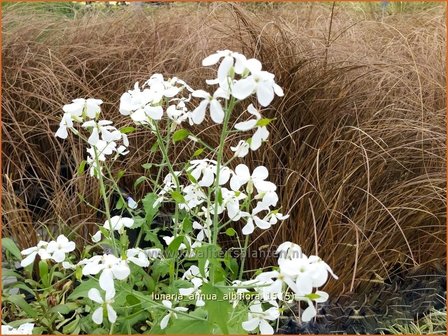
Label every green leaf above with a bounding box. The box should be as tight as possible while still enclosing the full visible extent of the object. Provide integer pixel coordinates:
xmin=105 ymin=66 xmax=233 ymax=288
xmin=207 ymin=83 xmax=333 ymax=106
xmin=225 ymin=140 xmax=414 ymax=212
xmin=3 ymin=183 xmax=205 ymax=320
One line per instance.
xmin=134 ymin=176 xmax=148 ymax=188
xmin=126 ymin=294 xmax=140 ymax=306
xmin=182 ymin=217 xmax=193 ymax=234
xmin=119 ymin=126 xmax=136 ymax=134
xmin=171 ymin=191 xmax=185 ymax=204
xmin=141 ymin=163 xmax=153 ymax=170
xmin=150 ymin=141 xmax=159 ymax=153
xmin=192 ymin=148 xmax=204 ymax=157
xmin=256 ymin=118 xmax=275 ymax=127
xmin=50 ymin=302 xmax=78 ymax=315
xmin=67 ymin=278 xmax=97 ymax=300
xmin=165 ymin=318 xmax=212 ymax=334
xmin=201 ymin=283 xmax=230 ymax=334
xmin=225 ymin=228 xmax=237 ymax=237
xmin=142 ymin=192 xmax=160 ymax=225
xmin=77 ymin=160 xmax=87 ymax=176
xmin=5 ymin=295 xmax=38 ymax=318
xmin=39 ymin=260 xmax=49 ymax=287
xmin=167 ymin=236 xmax=185 ymax=258
xmin=172 ymin=129 xmax=190 ymax=143
xmin=2 ymin=238 xmax=22 ymax=260
xmin=116 ymin=197 xmax=124 ymax=210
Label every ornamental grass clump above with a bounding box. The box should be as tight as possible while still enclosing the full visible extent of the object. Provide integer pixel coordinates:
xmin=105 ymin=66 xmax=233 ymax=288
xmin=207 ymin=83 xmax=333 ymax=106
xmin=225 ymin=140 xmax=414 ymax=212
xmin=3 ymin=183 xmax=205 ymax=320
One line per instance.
xmin=2 ymin=51 xmax=337 ymax=335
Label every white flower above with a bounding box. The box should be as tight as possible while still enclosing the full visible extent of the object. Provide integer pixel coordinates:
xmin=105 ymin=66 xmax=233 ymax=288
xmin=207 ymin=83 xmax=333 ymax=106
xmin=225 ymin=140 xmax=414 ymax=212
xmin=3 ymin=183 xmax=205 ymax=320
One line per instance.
xmin=202 ymin=50 xmax=247 ymax=91
xmin=1 ymin=323 xmax=34 ymax=335
xmin=46 ymin=235 xmax=76 ymax=263
xmin=230 ymin=140 xmax=250 ymax=158
xmin=188 ymin=159 xmax=230 ymax=187
xmin=232 ymin=59 xmax=284 ymax=107
xmin=81 ymin=254 xmax=130 ymax=296
xmin=119 ymin=83 xmax=163 ymax=123
xmin=192 ymin=221 xmax=210 ymax=242
xmin=241 ymin=301 xmax=280 ymax=335
xmin=241 ymin=208 xmax=271 ymax=235
xmin=179 ymin=184 xmax=207 ymax=211
xmin=127 ymin=196 xmax=138 ymax=209
xmin=92 ymin=216 xmax=134 ymax=243
xmin=191 ymin=88 xmax=228 ymax=124
xmin=126 ymin=248 xmax=150 ymax=267
xmin=55 ymin=113 xmax=74 ymax=139
xmin=82 ymin=120 xmax=127 ymax=146
xmin=63 ymin=98 xmax=103 ymax=120
xmin=20 ymin=241 xmax=51 ymax=267
xmin=276 ymin=241 xmax=303 ymax=260
xmin=88 ymin=288 xmax=117 ymax=325
xmin=160 ymin=300 xmax=189 ymax=329
xmin=235 ymin=104 xmax=269 ymax=151
xmin=230 ymin=164 xmax=276 ymax=194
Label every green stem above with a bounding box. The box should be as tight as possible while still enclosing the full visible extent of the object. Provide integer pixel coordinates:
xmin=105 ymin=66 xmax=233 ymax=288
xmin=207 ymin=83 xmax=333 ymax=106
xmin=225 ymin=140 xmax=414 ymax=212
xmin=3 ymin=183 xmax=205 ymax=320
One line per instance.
xmin=210 ymin=97 xmax=236 ymax=284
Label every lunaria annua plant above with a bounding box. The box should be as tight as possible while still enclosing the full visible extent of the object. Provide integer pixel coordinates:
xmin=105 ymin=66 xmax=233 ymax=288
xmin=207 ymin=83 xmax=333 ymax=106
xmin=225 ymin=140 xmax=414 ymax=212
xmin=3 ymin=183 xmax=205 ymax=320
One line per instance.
xmin=2 ymin=50 xmax=337 ymax=335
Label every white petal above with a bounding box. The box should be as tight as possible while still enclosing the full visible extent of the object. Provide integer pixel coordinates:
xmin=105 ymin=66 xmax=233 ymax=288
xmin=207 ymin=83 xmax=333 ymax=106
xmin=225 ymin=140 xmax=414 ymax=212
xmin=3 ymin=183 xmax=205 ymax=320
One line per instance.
xmin=202 ymin=53 xmax=221 ymax=66
xmin=242 ymin=318 xmax=259 ymax=332
xmin=144 ymin=105 xmax=163 ymax=120
xmin=55 ymin=126 xmax=68 ymax=139
xmin=99 ymin=269 xmax=115 ymax=294
xmin=112 ymin=262 xmax=130 ymax=280
xmin=192 ymin=90 xmax=210 ymax=99
xmin=259 ymin=319 xmax=274 ymax=335
xmin=92 ymin=231 xmax=102 ymax=243
xmin=107 ymin=304 xmax=117 ymax=323
xmin=88 ymin=288 xmax=104 ymax=304
xmin=301 ymin=304 xmax=317 ymax=322
xmin=254 ymin=216 xmax=271 ymax=230
xmin=232 ymin=77 xmax=256 ymax=100
xmin=217 ymin=55 xmax=233 ymax=83
xmin=51 ymin=250 xmax=66 ymax=263
xmin=235 ymin=119 xmax=257 ymax=131
xmin=242 ymin=219 xmax=255 ymax=235
xmin=314 ymin=290 xmax=329 ymax=303
xmin=256 ymin=82 xmax=275 ymax=107
xmin=209 ymin=99 xmax=224 ymax=124
xmin=20 ymin=251 xmax=37 ymax=267
xmin=235 ymin=164 xmax=251 ymax=181
xmin=245 ymin=58 xmax=263 ymax=73
xmin=160 ymin=314 xmax=171 ymax=329
xmin=192 ymin=100 xmax=208 ymax=124
xmin=92 ymin=306 xmax=104 ymax=325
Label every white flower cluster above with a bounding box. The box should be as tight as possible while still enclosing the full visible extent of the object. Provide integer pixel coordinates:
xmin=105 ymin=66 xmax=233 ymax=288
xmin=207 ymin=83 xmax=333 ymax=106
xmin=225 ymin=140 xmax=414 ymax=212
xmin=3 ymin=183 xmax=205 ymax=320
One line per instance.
xmin=55 ymin=98 xmax=129 ymax=178
xmin=1 ymin=323 xmax=34 ymax=335
xmin=119 ymin=75 xmax=193 ymax=127
xmin=156 ymin=161 xmax=288 ymax=237
xmin=20 ymin=235 xmax=75 ymax=267
xmin=235 ymin=242 xmax=338 ymax=334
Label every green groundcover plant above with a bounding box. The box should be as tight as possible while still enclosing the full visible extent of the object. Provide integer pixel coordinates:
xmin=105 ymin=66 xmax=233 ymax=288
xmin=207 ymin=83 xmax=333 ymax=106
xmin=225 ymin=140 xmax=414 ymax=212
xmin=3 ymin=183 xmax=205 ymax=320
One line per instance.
xmin=2 ymin=51 xmax=337 ymax=335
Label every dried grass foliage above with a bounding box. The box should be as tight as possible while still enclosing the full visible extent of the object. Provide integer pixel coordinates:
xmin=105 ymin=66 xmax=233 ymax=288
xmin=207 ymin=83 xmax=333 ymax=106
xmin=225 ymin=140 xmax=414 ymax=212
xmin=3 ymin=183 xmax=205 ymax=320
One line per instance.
xmin=2 ymin=3 xmax=446 ymax=295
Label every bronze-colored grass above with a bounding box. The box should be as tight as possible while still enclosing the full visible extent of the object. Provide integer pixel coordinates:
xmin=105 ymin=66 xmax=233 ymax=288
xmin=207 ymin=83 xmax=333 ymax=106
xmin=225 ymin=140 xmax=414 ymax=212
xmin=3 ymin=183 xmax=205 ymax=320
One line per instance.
xmin=2 ymin=2 xmax=446 ymax=296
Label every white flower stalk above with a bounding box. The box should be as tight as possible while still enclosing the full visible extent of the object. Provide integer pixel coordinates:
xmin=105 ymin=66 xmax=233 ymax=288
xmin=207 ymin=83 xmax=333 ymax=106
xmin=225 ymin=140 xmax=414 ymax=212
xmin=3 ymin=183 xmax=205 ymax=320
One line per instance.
xmin=1 ymin=323 xmax=34 ymax=335
xmin=242 ymin=301 xmax=280 ymax=335
xmin=88 ymin=288 xmax=117 ymax=325
xmin=159 ymin=300 xmax=189 ymax=329
xmin=91 ymin=216 xmax=134 ymax=243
